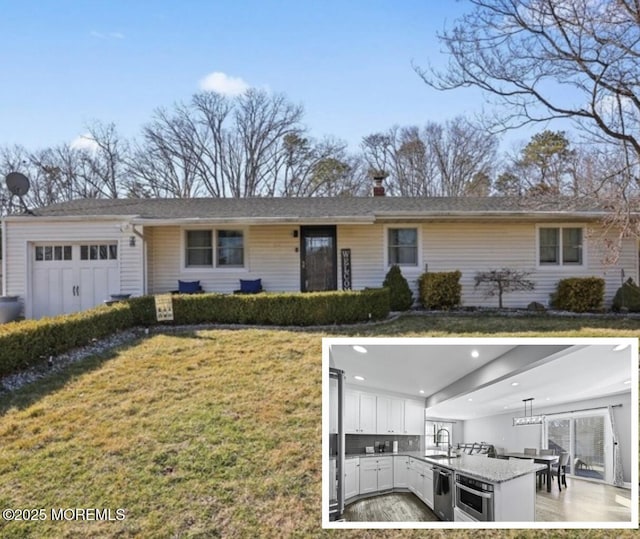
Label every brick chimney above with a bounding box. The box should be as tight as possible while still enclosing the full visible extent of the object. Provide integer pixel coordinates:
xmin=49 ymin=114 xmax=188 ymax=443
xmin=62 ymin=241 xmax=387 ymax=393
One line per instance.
xmin=372 ymin=174 xmax=386 ymax=197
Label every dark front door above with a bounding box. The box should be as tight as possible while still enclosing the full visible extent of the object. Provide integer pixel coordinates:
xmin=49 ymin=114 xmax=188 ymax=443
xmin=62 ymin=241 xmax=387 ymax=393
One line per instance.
xmin=300 ymin=226 xmax=337 ymax=292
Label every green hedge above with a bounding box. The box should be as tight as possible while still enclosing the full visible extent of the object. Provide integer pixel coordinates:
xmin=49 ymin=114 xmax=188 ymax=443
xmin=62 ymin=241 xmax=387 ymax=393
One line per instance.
xmin=130 ymin=288 xmax=390 ymax=326
xmin=550 ymin=277 xmax=605 ymax=313
xmin=0 ymin=289 xmax=390 ymax=377
xmin=0 ymin=302 xmax=133 ymax=377
xmin=418 ymin=271 xmax=462 ymax=310
xmin=612 ymin=278 xmax=640 ymax=312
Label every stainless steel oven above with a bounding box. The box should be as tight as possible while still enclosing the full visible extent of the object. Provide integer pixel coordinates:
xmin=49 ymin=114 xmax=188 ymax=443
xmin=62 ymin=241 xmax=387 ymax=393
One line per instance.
xmin=455 ymin=473 xmax=494 ymax=521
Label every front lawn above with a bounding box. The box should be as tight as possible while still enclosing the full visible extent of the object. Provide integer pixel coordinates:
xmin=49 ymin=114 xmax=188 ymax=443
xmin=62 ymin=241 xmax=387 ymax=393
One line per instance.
xmin=0 ymin=314 xmax=637 ymax=538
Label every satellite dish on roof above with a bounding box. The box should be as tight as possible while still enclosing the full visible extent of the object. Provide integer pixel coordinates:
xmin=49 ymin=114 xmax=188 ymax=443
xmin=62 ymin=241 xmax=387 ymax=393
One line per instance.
xmin=5 ymin=172 xmax=32 ymax=214
xmin=6 ymin=172 xmax=30 ymax=196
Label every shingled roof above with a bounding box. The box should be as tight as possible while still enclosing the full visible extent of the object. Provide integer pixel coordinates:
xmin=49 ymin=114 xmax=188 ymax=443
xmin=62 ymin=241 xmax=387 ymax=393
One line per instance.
xmin=8 ymin=196 xmax=610 ymax=223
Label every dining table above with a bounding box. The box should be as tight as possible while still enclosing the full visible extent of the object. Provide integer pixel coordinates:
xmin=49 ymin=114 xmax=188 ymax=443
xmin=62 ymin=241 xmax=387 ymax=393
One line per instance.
xmin=503 ymin=452 xmax=560 ymax=492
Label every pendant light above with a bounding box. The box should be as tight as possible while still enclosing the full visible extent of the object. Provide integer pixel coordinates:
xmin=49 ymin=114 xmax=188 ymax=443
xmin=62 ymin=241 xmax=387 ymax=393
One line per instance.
xmin=513 ymin=397 xmax=544 ymax=426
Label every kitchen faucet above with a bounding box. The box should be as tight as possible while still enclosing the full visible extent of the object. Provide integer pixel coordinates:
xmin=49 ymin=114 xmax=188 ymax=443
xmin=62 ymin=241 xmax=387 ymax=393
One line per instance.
xmin=436 ymin=428 xmax=452 ymax=458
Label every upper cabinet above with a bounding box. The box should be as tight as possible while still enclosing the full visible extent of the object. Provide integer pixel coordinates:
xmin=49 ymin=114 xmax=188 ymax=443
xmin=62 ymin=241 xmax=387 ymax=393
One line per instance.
xmin=346 ymin=387 xmax=425 ymax=436
xmin=404 ymin=399 xmax=426 ymax=435
xmin=376 ymin=396 xmax=404 ymax=434
xmin=345 ymin=389 xmax=377 ymax=434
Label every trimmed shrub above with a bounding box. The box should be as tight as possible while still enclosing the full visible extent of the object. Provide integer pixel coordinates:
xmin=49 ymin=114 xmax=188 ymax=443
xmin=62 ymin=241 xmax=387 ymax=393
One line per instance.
xmin=0 ymin=289 xmax=390 ymax=378
xmin=143 ymin=289 xmax=390 ymax=326
xmin=0 ymin=302 xmax=133 ymax=377
xmin=550 ymin=277 xmax=605 ymax=313
xmin=418 ymin=271 xmax=462 ymax=310
xmin=382 ymin=264 xmax=413 ymax=311
xmin=612 ymin=278 xmax=640 ymax=312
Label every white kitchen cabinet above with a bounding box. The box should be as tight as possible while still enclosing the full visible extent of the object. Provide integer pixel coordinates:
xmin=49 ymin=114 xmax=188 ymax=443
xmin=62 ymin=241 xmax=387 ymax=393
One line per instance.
xmin=408 ymin=458 xmax=421 ymax=498
xmin=393 ymin=456 xmax=409 ymax=488
xmin=423 ymin=465 xmax=434 ymax=509
xmin=415 ymin=460 xmax=427 ymax=502
xmin=359 ymin=458 xmax=379 ymax=495
xmin=376 ymin=396 xmax=404 ymax=434
xmin=377 ymin=457 xmax=393 ymax=490
xmin=345 ymin=390 xmax=376 ymax=433
xmin=344 ymin=458 xmax=360 ymax=500
xmin=404 ymin=399 xmax=425 ymax=435
xmin=359 ymin=457 xmax=393 ymax=494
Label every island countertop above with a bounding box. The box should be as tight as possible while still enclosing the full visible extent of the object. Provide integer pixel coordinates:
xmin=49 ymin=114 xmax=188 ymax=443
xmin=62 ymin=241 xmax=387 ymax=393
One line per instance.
xmin=344 ymin=452 xmax=546 ymax=484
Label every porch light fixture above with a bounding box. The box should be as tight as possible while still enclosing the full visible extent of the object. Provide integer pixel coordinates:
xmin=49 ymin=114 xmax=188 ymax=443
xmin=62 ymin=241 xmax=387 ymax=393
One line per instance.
xmin=352 ymin=345 xmax=367 ymax=354
xmin=512 ymin=397 xmax=544 ymax=426
xmin=129 ymin=236 xmax=136 ymax=247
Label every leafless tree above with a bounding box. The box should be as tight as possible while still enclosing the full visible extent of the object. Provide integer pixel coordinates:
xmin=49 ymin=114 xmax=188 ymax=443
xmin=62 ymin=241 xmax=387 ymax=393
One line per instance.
xmin=415 ymin=0 xmax=640 ymax=234
xmin=79 ymin=121 xmax=128 ymax=198
xmin=127 ymin=89 xmax=307 ymax=198
xmin=361 ymin=118 xmax=498 ymax=196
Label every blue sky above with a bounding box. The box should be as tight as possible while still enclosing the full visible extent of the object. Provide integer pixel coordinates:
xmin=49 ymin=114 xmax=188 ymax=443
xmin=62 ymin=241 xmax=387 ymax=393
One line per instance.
xmin=0 ymin=1 xmax=529 ymax=152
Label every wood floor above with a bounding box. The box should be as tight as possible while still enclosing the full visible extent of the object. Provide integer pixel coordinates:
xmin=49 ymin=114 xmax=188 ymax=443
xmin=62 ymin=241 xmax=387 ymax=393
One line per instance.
xmin=535 ymin=477 xmax=632 ymax=522
xmin=342 ymin=492 xmax=439 ymax=522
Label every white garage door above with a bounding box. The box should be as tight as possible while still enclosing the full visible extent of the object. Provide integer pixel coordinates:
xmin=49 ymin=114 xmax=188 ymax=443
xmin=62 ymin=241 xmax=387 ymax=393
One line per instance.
xmin=31 ymin=242 xmax=120 ymax=319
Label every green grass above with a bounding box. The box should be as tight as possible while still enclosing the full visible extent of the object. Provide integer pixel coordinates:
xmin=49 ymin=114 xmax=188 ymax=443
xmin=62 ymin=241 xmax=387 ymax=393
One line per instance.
xmin=0 ymin=314 xmax=638 ymax=538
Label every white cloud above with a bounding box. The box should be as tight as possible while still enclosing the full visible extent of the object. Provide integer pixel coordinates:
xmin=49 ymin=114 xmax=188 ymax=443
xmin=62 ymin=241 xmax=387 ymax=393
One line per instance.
xmin=199 ymin=72 xmax=250 ymax=96
xmin=70 ymin=134 xmax=99 ymax=152
xmin=90 ymin=30 xmax=125 ymax=40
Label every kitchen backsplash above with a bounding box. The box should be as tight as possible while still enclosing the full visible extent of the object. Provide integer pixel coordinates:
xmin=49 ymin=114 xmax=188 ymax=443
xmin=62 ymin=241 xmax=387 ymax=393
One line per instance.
xmin=346 ymin=434 xmax=423 ymax=455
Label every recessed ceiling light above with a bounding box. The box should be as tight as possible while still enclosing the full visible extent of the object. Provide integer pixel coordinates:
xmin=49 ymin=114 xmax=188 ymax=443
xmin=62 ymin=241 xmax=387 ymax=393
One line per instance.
xmin=354 ymin=375 xmax=365 ymax=381
xmin=546 ymin=397 xmax=551 ymax=400
xmin=353 ymin=345 xmax=368 ymax=354
xmin=503 ymin=406 xmax=509 ymax=409
xmin=467 ymin=398 xmax=473 ymax=402
xmin=471 ymin=350 xmax=479 ymax=358
xmin=419 ymin=390 xmax=425 ymax=394
xmin=511 ymin=382 xmax=519 ymax=387
xmin=613 ymin=343 xmax=629 ymax=352
xmin=624 ymin=379 xmax=631 ymax=384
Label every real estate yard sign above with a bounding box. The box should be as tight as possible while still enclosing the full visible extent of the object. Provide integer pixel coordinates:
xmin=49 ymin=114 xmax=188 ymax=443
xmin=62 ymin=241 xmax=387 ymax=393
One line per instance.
xmin=154 ymin=294 xmax=174 ymax=321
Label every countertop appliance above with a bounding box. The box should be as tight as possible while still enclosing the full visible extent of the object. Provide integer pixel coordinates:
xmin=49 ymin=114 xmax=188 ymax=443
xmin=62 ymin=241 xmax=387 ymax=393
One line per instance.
xmin=455 ymin=473 xmax=494 ymax=521
xmin=432 ymin=465 xmax=454 ymax=521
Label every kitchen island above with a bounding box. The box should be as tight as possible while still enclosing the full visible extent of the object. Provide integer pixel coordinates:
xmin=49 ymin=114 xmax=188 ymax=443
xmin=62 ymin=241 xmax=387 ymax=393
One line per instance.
xmin=420 ymin=453 xmax=545 ymax=522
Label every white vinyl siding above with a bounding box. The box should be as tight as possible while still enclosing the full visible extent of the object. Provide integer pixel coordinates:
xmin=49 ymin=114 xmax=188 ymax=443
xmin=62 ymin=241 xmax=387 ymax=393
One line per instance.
xmin=3 ymin=219 xmax=143 ymax=318
xmin=148 ymin=225 xmax=298 ymax=294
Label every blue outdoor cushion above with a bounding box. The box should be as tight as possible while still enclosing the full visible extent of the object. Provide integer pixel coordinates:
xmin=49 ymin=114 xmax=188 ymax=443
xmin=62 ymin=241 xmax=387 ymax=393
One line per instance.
xmin=178 ymin=280 xmax=201 ymax=293
xmin=239 ymin=279 xmax=262 ymax=293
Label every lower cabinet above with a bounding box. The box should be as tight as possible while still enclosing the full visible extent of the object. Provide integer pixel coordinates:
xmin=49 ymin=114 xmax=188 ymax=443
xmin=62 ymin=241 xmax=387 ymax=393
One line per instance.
xmin=359 ymin=457 xmax=393 ymax=495
xmin=393 ymin=456 xmax=409 ymax=488
xmin=345 ymin=458 xmax=360 ymax=500
xmin=330 ymin=459 xmax=337 ymax=501
xmin=423 ymin=465 xmax=434 ymax=510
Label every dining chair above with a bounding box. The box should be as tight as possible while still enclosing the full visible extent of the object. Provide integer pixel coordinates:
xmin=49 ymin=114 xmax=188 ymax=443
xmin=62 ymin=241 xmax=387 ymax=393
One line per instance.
xmin=550 ymin=452 xmax=570 ymax=491
xmin=524 ymin=448 xmax=537 ymax=456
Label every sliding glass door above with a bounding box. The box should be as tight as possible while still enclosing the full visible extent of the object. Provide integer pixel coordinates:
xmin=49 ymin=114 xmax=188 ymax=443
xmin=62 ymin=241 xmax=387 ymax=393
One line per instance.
xmin=546 ymin=411 xmax=611 ymax=483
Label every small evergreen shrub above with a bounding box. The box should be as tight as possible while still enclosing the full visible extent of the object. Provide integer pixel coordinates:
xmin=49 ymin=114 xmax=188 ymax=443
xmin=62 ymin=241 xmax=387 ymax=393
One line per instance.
xmin=382 ymin=264 xmax=413 ymax=311
xmin=418 ymin=270 xmax=462 ymax=310
xmin=550 ymin=277 xmax=605 ymax=313
xmin=612 ymin=278 xmax=640 ymax=312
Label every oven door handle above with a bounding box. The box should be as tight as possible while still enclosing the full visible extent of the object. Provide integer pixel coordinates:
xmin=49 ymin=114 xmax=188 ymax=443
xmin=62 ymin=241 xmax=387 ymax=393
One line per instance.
xmin=455 ymin=482 xmax=493 ymax=499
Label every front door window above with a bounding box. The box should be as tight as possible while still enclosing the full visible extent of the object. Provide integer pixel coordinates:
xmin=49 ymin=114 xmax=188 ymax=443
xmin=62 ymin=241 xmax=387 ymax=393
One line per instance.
xmin=301 ymin=226 xmax=337 ymax=292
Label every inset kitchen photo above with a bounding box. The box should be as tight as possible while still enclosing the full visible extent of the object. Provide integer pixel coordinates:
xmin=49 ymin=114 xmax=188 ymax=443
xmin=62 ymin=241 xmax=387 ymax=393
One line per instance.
xmin=323 ymin=337 xmax=638 ymax=529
